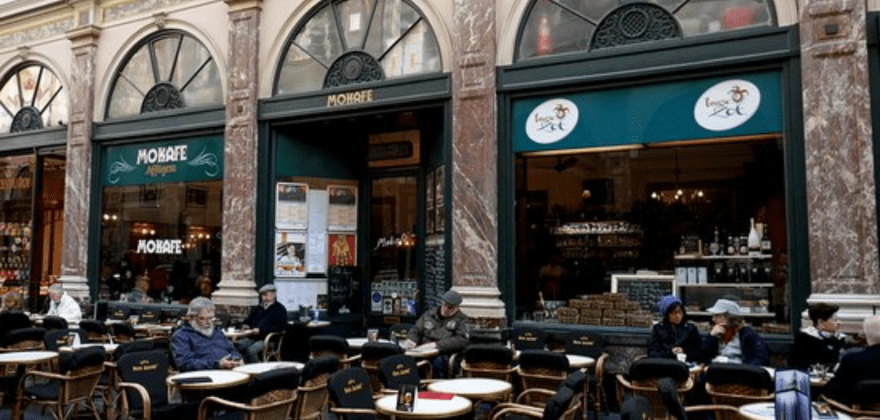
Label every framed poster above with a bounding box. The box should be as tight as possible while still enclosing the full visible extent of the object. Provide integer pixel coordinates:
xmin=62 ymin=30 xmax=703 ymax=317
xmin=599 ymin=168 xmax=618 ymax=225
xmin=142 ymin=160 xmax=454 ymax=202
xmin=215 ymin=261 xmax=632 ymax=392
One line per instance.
xmin=276 ymin=182 xmax=308 ymax=230
xmin=328 ymin=233 xmax=356 ymax=266
xmin=327 ymin=185 xmax=357 ymax=231
xmin=426 ymin=171 xmax=435 ymax=234
xmin=275 ymin=230 xmax=306 ymax=277
xmin=434 ymin=165 xmax=445 ymax=232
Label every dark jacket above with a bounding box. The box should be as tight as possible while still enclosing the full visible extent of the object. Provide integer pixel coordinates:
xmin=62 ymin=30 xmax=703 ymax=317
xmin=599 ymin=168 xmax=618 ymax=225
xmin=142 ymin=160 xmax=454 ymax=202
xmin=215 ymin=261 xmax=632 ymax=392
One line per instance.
xmin=647 ymin=321 xmax=703 ymax=362
xmin=408 ymin=306 xmax=469 ymax=354
xmin=823 ymin=344 xmax=880 ymax=405
xmin=789 ymin=326 xmax=846 ymax=371
xmin=700 ymin=325 xmax=769 ymax=366
xmin=172 ymin=324 xmax=240 ymax=372
xmin=243 ymin=301 xmax=288 ymax=339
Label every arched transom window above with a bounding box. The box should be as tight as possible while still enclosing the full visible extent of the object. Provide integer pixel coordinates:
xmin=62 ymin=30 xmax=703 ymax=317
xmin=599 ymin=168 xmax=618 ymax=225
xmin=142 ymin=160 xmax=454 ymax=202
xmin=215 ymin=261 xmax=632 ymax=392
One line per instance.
xmin=275 ymin=0 xmax=441 ymax=95
xmin=517 ymin=0 xmax=774 ymax=60
xmin=0 ymin=63 xmax=67 ymax=133
xmin=106 ymin=30 xmax=222 ymax=119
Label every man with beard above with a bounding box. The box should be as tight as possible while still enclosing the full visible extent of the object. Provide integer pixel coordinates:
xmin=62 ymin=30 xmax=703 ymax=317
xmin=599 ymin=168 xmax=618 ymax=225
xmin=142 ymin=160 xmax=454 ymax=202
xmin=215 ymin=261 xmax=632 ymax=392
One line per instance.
xmin=235 ymin=284 xmax=288 ymax=363
xmin=172 ymin=297 xmax=243 ymax=371
xmin=401 ymin=289 xmax=469 ymax=378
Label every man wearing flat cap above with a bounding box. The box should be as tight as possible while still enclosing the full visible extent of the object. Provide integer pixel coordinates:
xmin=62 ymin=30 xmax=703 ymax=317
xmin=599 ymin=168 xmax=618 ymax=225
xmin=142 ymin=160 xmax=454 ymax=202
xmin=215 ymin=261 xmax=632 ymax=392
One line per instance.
xmin=402 ymin=289 xmax=469 ymax=377
xmin=236 ymin=283 xmax=288 ymax=363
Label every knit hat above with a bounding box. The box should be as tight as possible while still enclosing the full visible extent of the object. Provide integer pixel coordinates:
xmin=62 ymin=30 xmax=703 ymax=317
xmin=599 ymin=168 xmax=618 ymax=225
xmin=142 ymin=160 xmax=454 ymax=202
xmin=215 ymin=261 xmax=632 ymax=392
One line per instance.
xmin=441 ymin=290 xmax=462 ymax=306
xmin=258 ymin=284 xmax=277 ymax=294
xmin=657 ymin=295 xmax=682 ymax=318
xmin=706 ymin=298 xmax=741 ymax=316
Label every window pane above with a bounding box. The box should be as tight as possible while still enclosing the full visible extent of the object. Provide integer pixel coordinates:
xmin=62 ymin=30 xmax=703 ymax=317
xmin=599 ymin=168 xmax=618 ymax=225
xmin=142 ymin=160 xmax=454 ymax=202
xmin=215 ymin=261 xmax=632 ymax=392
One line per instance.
xmin=380 ymin=21 xmax=441 ymax=77
xmin=35 ymin=71 xmax=67 ymax=127
xmin=335 ymin=0 xmax=376 ymax=51
xmin=179 ymin=57 xmax=221 ymax=108
xmin=153 ymin=34 xmax=181 ymax=83
xmin=520 ymin=0 xmax=595 ymax=59
xmin=277 ymin=45 xmax=326 ymax=95
xmin=99 ymin=181 xmax=223 ymax=303
xmin=106 ymin=78 xmax=144 ymax=119
xmin=364 ymin=0 xmax=419 ymax=57
xmin=294 ymin=6 xmax=344 ymax=68
xmin=677 ymin=0 xmax=773 ymax=35
xmin=120 ymin=47 xmax=155 ymax=95
xmin=369 ymin=175 xmax=418 ymax=315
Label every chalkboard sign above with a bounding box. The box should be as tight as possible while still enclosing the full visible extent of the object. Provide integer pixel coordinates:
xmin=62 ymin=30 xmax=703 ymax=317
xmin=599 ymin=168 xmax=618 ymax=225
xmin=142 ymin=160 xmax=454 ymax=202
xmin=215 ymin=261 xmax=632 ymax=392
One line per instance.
xmin=328 ymin=266 xmax=361 ymax=316
xmin=423 ymin=238 xmax=445 ymax=310
xmin=611 ymin=274 xmax=675 ymax=311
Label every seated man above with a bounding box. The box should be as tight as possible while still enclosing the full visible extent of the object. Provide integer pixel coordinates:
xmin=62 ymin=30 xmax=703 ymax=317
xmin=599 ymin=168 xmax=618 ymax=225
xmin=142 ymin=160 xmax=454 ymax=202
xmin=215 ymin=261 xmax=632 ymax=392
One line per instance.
xmin=823 ymin=314 xmax=880 ymax=405
xmin=401 ymin=289 xmax=469 ymax=378
xmin=46 ymin=283 xmax=82 ymax=324
xmin=235 ymin=284 xmax=288 ymax=363
xmin=789 ymin=302 xmax=853 ymax=371
xmin=172 ymin=297 xmax=243 ymax=371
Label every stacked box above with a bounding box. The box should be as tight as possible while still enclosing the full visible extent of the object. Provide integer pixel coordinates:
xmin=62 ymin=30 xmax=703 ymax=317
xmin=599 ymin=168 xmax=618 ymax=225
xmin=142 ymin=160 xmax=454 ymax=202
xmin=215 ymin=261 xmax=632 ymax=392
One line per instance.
xmin=579 ymin=316 xmax=602 ymax=325
xmin=595 ymin=301 xmax=615 ymax=310
xmin=604 ymin=292 xmax=626 ymax=301
xmin=569 ymin=299 xmax=590 ymax=309
xmin=580 ymin=308 xmax=603 ymax=319
xmin=557 ymin=307 xmax=579 ymax=324
xmin=617 ymin=301 xmax=641 ymax=311
xmin=626 ymin=310 xmax=654 ymax=327
xmin=603 ymin=318 xmax=626 ymax=327
xmin=603 ymin=308 xmax=626 ymax=319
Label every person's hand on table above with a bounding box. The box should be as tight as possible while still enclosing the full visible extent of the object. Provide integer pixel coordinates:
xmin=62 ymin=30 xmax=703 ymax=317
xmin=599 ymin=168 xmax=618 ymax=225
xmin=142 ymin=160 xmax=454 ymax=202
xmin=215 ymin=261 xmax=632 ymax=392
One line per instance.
xmin=219 ymin=355 xmax=244 ymax=369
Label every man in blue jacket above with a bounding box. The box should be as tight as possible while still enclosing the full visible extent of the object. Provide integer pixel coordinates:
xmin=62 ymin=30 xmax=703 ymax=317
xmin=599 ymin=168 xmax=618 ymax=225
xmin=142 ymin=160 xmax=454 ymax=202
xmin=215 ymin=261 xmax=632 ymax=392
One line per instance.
xmin=823 ymin=315 xmax=880 ymax=405
xmin=172 ymin=297 xmax=243 ymax=371
xmin=236 ymin=284 xmax=288 ymax=362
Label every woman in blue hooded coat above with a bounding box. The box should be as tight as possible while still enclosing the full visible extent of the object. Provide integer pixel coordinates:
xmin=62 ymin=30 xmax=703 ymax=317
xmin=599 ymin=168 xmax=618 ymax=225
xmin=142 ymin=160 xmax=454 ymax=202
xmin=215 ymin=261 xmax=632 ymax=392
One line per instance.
xmin=647 ymin=295 xmax=703 ymax=363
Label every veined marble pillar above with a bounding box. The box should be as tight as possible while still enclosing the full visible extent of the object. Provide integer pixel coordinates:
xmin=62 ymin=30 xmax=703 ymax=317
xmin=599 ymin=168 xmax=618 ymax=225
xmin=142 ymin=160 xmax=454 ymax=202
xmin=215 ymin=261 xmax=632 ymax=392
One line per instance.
xmin=450 ymin=0 xmax=505 ymax=327
xmin=213 ymin=0 xmax=261 ymax=311
xmin=799 ymin=0 xmax=879 ymax=332
xmin=58 ymin=24 xmax=101 ymax=303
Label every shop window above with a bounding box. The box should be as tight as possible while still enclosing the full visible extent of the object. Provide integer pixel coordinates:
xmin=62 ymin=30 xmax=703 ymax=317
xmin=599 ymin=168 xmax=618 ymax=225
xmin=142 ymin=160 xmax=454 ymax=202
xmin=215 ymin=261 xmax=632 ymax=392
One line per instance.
xmin=0 ymin=63 xmax=67 ymax=133
xmin=516 ymin=0 xmax=774 ymax=60
xmin=275 ymin=0 xmax=442 ymax=95
xmin=517 ymin=137 xmax=790 ymax=333
xmin=369 ymin=175 xmax=418 ymax=315
xmin=105 ymin=30 xmax=222 ymax=119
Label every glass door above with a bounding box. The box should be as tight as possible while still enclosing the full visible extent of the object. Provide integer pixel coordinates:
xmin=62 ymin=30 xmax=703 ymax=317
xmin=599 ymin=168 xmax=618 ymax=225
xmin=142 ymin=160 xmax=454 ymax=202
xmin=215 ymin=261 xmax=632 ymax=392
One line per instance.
xmin=368 ymin=174 xmax=418 ymax=316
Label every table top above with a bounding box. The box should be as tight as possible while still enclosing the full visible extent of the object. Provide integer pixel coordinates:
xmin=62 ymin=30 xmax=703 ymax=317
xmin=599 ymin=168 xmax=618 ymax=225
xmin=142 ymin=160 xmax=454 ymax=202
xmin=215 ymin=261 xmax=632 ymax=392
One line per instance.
xmin=738 ymin=402 xmax=852 ymax=420
xmin=288 ymin=320 xmax=332 ymax=328
xmin=233 ymin=361 xmax=305 ymax=375
xmin=133 ymin=324 xmax=174 ymax=331
xmin=565 ymin=354 xmax=595 ymax=368
xmin=405 ymin=348 xmax=440 ymax=358
xmin=346 ymin=338 xmax=393 ymax=349
xmin=0 ymin=351 xmax=58 ymax=364
xmin=427 ymin=378 xmax=513 ymax=399
xmin=375 ymin=393 xmax=472 ymax=419
xmin=223 ymin=328 xmax=259 ymax=340
xmin=59 ymin=343 xmax=118 ymax=353
xmin=167 ymin=370 xmax=250 ymax=390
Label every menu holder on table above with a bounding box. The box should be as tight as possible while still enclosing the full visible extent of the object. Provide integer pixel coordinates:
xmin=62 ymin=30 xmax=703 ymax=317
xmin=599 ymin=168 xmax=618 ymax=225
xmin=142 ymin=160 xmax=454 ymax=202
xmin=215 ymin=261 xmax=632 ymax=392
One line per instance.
xmin=397 ymin=384 xmax=418 ymax=411
xmin=172 ymin=376 xmax=213 ymax=384
xmin=418 ymin=391 xmax=454 ymax=400
xmin=813 ymin=403 xmax=838 ymax=420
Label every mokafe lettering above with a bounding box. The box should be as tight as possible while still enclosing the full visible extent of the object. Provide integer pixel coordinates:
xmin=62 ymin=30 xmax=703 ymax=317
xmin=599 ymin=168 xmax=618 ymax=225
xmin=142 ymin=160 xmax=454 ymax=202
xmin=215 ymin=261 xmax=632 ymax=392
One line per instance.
xmin=137 ymin=145 xmax=188 ymax=178
xmin=326 ymin=89 xmax=374 ymax=107
xmin=136 ymin=239 xmax=183 ymax=255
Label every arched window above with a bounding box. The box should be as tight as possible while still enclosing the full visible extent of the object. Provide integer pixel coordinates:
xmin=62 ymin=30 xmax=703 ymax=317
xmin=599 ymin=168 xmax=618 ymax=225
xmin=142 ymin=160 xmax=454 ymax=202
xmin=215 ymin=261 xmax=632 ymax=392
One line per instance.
xmin=0 ymin=63 xmax=67 ymax=133
xmin=275 ymin=0 xmax=441 ymax=95
xmin=106 ymin=30 xmax=221 ymax=119
xmin=516 ymin=0 xmax=774 ymax=60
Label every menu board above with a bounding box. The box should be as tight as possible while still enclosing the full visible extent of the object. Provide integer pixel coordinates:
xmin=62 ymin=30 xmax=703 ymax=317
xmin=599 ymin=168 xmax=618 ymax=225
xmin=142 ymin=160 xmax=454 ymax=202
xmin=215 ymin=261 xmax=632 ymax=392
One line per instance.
xmin=611 ymin=274 xmax=675 ymax=311
xmin=423 ymin=237 xmax=446 ymax=309
xmin=328 ymin=265 xmax=361 ymax=316
xmin=276 ymin=182 xmax=308 ymax=229
xmin=327 ymin=185 xmax=357 ymax=231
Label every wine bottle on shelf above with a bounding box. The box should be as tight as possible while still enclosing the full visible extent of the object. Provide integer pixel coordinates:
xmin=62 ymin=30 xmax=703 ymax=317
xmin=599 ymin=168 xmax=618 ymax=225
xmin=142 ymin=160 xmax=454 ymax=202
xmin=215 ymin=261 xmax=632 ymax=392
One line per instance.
xmin=761 ymin=223 xmax=772 ymax=254
xmin=726 ymin=236 xmax=736 ymax=255
xmin=709 ymin=227 xmax=721 ymax=256
xmin=738 ymin=235 xmax=749 ymax=255
xmin=748 ymin=218 xmax=761 ymax=256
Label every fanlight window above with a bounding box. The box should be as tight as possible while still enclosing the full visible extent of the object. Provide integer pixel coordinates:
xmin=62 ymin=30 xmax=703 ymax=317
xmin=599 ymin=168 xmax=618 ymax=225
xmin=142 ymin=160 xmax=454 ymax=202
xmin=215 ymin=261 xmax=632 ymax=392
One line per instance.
xmin=106 ymin=31 xmax=222 ymax=119
xmin=0 ymin=64 xmax=67 ymax=133
xmin=275 ymin=0 xmax=441 ymax=95
xmin=517 ymin=0 xmax=774 ymax=60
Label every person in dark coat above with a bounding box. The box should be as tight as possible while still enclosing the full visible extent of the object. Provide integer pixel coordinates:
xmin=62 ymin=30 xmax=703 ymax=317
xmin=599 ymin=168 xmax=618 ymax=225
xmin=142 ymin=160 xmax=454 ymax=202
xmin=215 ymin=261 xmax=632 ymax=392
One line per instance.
xmin=171 ymin=297 xmax=243 ymax=371
xmin=822 ymin=315 xmax=880 ymax=405
xmin=402 ymin=289 xmax=469 ymax=378
xmin=647 ymin=295 xmax=702 ymax=363
xmin=700 ymin=299 xmax=769 ymax=366
xmin=235 ymin=284 xmax=288 ymax=363
xmin=789 ymin=302 xmax=851 ymax=371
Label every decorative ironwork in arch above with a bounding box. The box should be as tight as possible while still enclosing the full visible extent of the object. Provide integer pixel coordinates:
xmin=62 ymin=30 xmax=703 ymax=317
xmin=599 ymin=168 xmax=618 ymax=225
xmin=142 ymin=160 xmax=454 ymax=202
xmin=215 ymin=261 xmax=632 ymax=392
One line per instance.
xmin=590 ymin=3 xmax=681 ymax=51
xmin=106 ymin=30 xmax=221 ymax=119
xmin=0 ymin=63 xmax=67 ymax=134
xmin=515 ymin=0 xmax=774 ymax=61
xmin=275 ymin=0 xmax=441 ymax=95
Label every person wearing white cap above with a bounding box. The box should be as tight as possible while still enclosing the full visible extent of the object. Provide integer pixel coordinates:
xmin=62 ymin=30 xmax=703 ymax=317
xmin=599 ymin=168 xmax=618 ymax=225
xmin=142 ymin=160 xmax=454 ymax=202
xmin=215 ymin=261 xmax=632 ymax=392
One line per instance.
xmin=402 ymin=289 xmax=469 ymax=378
xmin=235 ymin=284 xmax=288 ymax=363
xmin=700 ymin=298 xmax=769 ymax=366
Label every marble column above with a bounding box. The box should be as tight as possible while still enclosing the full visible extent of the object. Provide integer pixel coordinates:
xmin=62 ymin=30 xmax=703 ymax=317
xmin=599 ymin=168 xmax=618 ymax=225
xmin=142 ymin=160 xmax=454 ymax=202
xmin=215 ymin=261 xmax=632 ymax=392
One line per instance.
xmin=213 ymin=0 xmax=261 ymax=311
xmin=799 ymin=0 xmax=879 ymax=332
xmin=58 ymin=24 xmax=101 ymax=303
xmin=450 ymin=0 xmax=505 ymax=327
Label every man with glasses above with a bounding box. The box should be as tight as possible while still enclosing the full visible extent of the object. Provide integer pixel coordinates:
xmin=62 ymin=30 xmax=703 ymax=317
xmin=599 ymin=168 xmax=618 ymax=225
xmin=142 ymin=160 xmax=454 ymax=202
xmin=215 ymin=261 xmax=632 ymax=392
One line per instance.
xmin=401 ymin=289 xmax=469 ymax=378
xmin=172 ymin=297 xmax=243 ymax=371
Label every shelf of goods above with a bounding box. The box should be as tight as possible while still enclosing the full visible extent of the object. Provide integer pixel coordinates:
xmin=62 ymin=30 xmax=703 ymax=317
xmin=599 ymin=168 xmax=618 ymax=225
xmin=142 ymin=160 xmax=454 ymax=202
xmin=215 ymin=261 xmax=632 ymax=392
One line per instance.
xmin=553 ymin=221 xmax=643 ymax=260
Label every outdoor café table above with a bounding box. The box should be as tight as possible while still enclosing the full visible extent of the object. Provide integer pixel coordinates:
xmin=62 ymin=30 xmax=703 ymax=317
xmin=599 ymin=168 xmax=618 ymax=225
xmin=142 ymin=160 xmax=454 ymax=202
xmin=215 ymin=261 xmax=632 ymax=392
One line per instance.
xmin=0 ymin=350 xmax=58 ymax=375
xmin=565 ymin=354 xmax=594 ymax=369
xmin=375 ymin=392 xmax=473 ymax=420
xmin=738 ymin=402 xmax=852 ymax=420
xmin=134 ymin=323 xmax=174 ymax=337
xmin=427 ymin=377 xmax=513 ymax=404
xmin=405 ymin=348 xmax=440 ymax=359
xmin=167 ymin=369 xmax=250 ymax=403
xmin=233 ymin=361 xmax=305 ymax=375
xmin=222 ymin=327 xmax=259 ymax=342
xmin=59 ymin=342 xmax=119 ymax=354
xmin=346 ymin=337 xmax=393 ymax=350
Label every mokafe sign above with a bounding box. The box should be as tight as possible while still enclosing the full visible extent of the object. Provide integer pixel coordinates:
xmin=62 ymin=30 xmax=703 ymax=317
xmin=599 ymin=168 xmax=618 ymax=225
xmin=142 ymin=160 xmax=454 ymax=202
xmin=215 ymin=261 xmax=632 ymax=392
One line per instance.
xmin=136 ymin=239 xmax=183 ymax=255
xmin=102 ymin=136 xmax=223 ymax=186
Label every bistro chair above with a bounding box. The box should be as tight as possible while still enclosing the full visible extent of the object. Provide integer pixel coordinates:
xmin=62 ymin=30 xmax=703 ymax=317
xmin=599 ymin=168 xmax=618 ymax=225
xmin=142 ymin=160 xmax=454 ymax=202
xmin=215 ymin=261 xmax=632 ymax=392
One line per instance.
xmin=138 ymin=308 xmax=161 ymax=324
xmin=593 ymin=352 xmax=609 ymax=417
xmin=559 ymin=369 xmax=588 ymax=420
xmin=15 ymin=346 xmax=106 ymax=420
xmin=198 ymin=367 xmax=300 ymax=420
xmin=489 ymin=381 xmax=580 ymax=420
xmin=0 ymin=310 xmax=31 ymax=338
xmin=327 ymin=367 xmax=381 ymax=420
xmin=309 ymin=334 xmax=359 ymax=367
xmin=657 ymin=377 xmax=743 ymax=420
xmin=292 ymin=355 xmax=339 ymax=420
xmin=376 ymin=354 xmax=433 ymax=393
xmin=78 ymin=319 xmax=111 ymax=343
xmin=563 ymin=331 xmax=605 ymax=360
xmin=461 ymin=344 xmax=516 ymax=382
xmin=111 ymin=322 xmax=137 ymax=343
xmin=116 ymin=349 xmax=190 ymax=420
xmin=1 ymin=327 xmax=47 ymax=352
xmin=261 ymin=330 xmax=285 ymax=362
xmin=108 ymin=305 xmax=132 ymax=321
xmin=389 ymin=323 xmax=413 ymax=344
xmin=44 ymin=329 xmax=86 ymax=351
xmin=821 ymin=379 xmax=880 ymax=417
xmin=704 ymin=363 xmax=773 ymax=420
xmin=42 ymin=315 xmax=69 ymax=332
xmin=616 ymin=358 xmax=692 ymax=420
xmin=511 ymin=326 xmax=548 ymax=351
xmin=359 ymin=341 xmax=403 ymax=394
xmin=516 ymin=349 xmax=571 ymax=407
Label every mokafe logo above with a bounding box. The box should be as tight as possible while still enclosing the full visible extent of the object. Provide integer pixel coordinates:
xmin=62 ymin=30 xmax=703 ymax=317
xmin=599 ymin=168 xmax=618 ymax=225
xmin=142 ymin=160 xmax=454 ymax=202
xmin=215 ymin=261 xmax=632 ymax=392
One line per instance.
xmin=694 ymin=80 xmax=760 ymax=131
xmin=526 ymin=98 xmax=579 ymax=144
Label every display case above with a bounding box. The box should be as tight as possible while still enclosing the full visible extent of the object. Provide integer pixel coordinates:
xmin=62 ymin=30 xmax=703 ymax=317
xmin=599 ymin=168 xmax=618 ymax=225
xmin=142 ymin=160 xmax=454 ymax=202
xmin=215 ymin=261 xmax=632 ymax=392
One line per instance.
xmin=674 ymin=254 xmax=775 ymax=320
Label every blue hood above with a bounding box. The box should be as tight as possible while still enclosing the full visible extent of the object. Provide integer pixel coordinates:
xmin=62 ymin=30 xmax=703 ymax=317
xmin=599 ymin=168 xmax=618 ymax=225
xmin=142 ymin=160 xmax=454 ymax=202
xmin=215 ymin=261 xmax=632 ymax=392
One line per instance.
xmin=657 ymin=295 xmax=682 ymax=318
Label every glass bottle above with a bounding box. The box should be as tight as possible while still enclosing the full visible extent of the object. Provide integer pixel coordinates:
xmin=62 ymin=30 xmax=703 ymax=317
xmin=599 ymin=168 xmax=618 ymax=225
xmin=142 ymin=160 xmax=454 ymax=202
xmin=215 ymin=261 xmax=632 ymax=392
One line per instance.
xmin=761 ymin=223 xmax=772 ymax=254
xmin=709 ymin=227 xmax=721 ymax=256
xmin=748 ymin=218 xmax=761 ymax=256
xmin=738 ymin=235 xmax=749 ymax=255
xmin=726 ymin=236 xmax=736 ymax=255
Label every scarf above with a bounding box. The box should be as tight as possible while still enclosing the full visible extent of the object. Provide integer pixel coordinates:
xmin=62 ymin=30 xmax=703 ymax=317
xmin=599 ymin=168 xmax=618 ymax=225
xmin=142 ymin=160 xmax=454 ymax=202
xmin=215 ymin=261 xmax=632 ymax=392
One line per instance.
xmin=720 ymin=324 xmax=739 ymax=344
